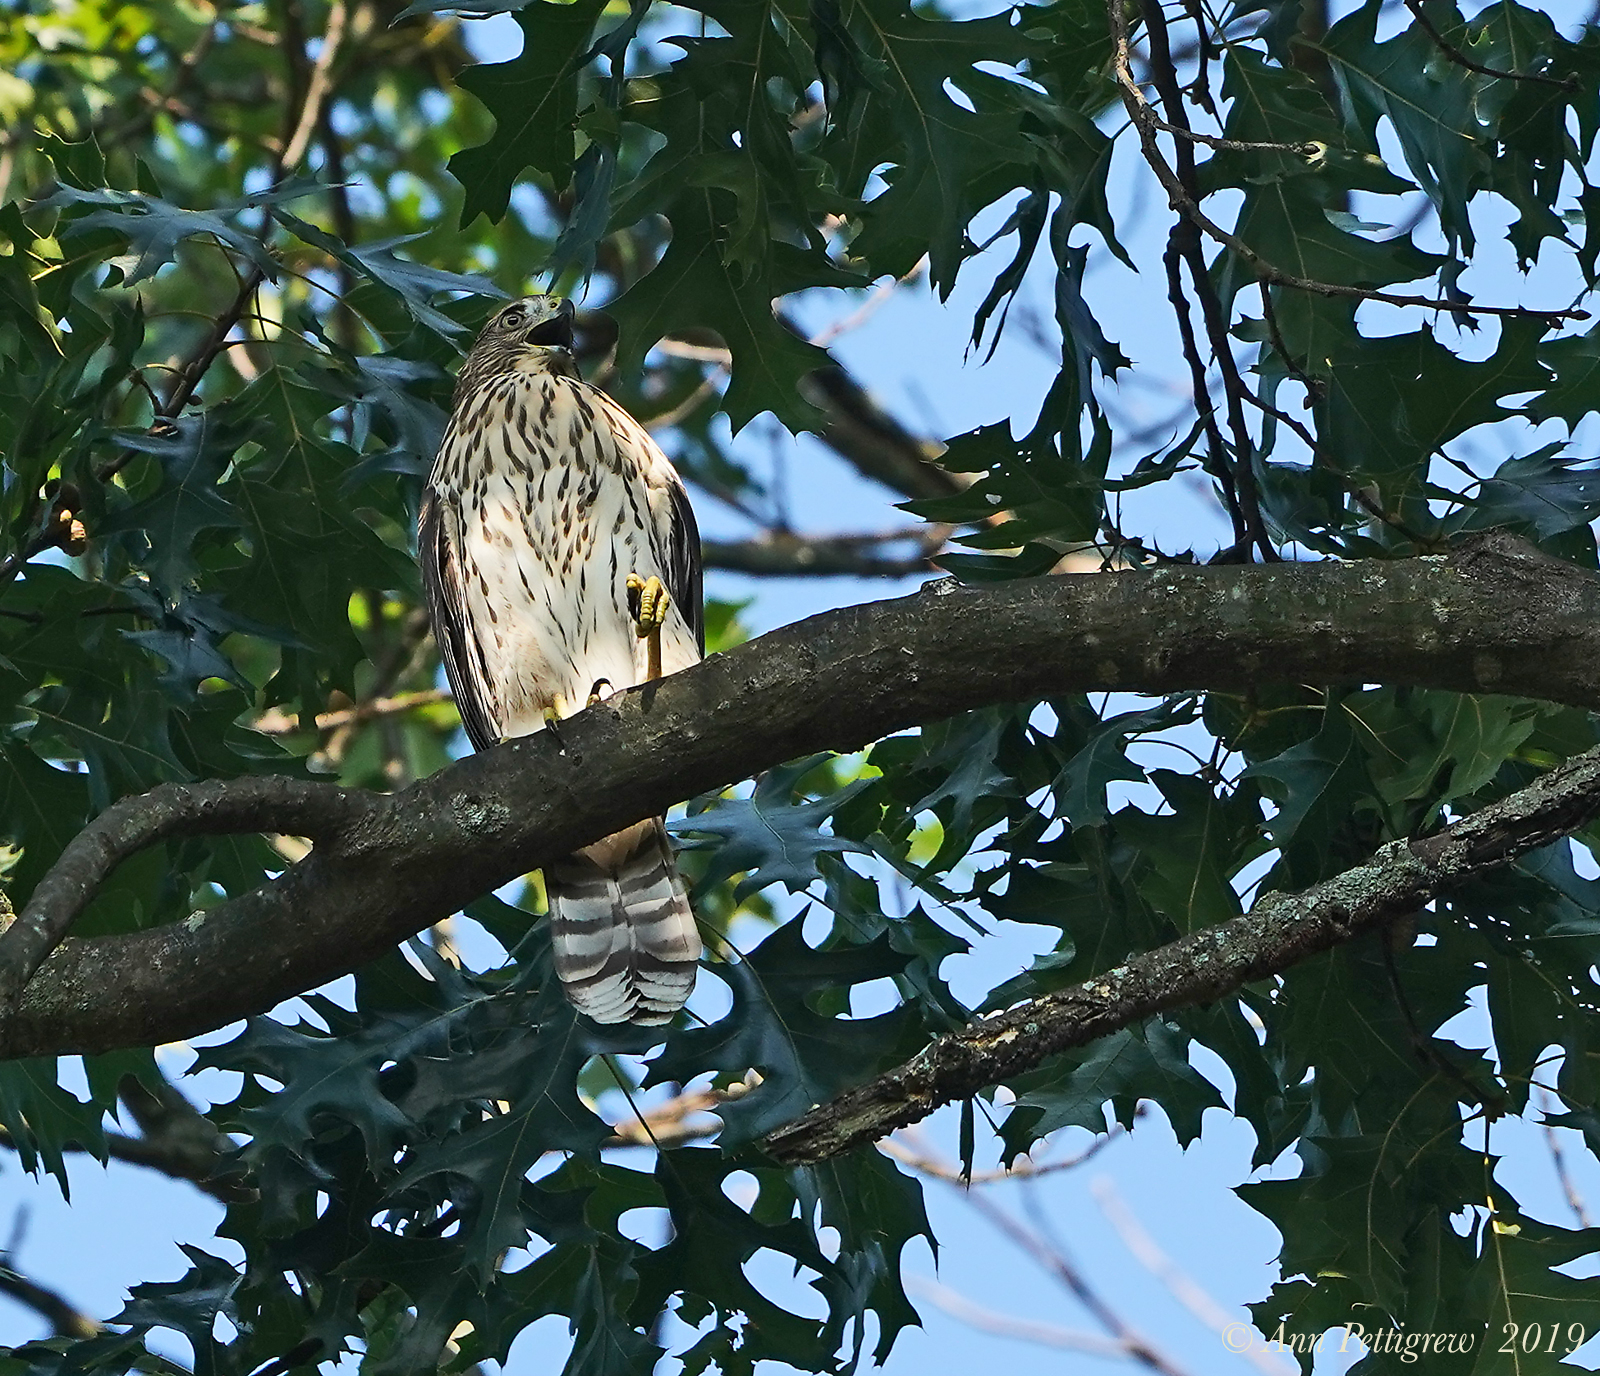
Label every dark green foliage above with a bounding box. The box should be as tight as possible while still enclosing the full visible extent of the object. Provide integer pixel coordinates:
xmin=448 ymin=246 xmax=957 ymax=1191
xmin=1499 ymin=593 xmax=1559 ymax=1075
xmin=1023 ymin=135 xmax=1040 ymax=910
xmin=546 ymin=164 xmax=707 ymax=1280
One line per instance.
xmin=6 ymin=0 xmax=1600 ymax=1369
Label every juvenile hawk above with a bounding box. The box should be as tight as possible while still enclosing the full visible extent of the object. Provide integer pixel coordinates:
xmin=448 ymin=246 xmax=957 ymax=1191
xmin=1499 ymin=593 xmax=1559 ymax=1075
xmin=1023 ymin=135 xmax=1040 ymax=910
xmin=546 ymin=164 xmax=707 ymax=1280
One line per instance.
xmin=419 ymin=295 xmax=704 ymax=1025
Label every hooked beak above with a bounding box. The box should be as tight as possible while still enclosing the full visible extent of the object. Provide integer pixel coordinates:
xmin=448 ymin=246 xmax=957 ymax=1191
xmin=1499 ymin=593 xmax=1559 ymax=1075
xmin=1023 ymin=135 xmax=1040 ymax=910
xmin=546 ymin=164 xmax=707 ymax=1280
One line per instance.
xmin=526 ymin=297 xmax=575 ymax=350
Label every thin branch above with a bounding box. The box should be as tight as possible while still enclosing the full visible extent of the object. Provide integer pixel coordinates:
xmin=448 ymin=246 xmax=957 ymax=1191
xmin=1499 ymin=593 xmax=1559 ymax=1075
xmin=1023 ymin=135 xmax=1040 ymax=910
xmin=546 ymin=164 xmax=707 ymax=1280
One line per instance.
xmin=1146 ymin=116 xmax=1323 ymax=161
xmin=1257 ymin=285 xmax=1322 ymax=403
xmin=100 ymin=19 xmax=222 ymax=149
xmin=644 ymin=366 xmax=727 ymax=434
xmin=800 ymin=361 xmax=960 ymax=500
xmin=1539 ymin=1086 xmax=1594 ymax=1227
xmin=765 ymin=717 xmax=1600 ymax=1162
xmin=905 ymin=1277 xmax=1143 ymax=1359
xmin=1399 ymin=0 xmax=1576 ymax=89
xmin=115 ymin=1073 xmax=255 ymax=1202
xmin=277 ymin=0 xmax=352 ymax=176
xmin=1108 ymin=2 xmax=1589 ymax=323
xmin=879 ymin=1120 xmax=1128 ymax=1183
xmin=0 ymin=1124 xmax=250 ymax=1205
xmin=1231 ymin=364 xmax=1437 ymax=548
xmin=638 ymin=307 xmax=961 ymax=503
xmin=0 ymin=1263 xmax=100 ymax=1340
xmin=96 ymin=0 xmax=352 ymax=480
xmin=809 ymin=257 xmax=928 ymax=347
xmin=702 ymin=529 xmax=946 ymax=578
xmin=253 ymin=688 xmax=451 ymax=736
xmin=319 ymin=606 xmax=435 ymax=768
xmin=1093 ymin=1180 xmax=1297 ymax=1376
xmin=5 ymin=536 xmax=1600 ymax=1057
xmin=608 ymin=1087 xmax=723 ymax=1148
xmin=923 ymin=1156 xmax=1191 ymax=1376
xmin=1138 ymin=0 xmax=1273 ymax=561
xmin=1164 ymin=232 xmax=1248 ymax=550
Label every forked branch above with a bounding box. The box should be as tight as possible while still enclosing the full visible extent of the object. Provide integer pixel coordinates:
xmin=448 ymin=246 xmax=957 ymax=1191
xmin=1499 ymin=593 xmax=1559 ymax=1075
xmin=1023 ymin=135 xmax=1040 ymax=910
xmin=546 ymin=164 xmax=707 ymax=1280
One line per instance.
xmin=2 ymin=537 xmax=1600 ymax=1061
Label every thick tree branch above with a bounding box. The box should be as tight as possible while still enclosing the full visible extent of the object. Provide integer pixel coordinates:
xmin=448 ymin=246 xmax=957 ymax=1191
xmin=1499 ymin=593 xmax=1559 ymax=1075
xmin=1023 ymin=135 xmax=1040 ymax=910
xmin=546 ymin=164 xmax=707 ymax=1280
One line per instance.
xmin=0 ymin=777 xmax=364 ymax=1006
xmin=4 ymin=537 xmax=1600 ymax=1058
xmin=764 ymin=731 xmax=1600 ymax=1163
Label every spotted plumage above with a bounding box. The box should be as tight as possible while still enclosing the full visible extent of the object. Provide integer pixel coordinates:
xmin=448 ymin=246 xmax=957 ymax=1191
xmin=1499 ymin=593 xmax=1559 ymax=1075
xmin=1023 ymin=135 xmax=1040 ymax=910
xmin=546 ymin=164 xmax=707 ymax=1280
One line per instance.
xmin=419 ymin=295 xmax=703 ymax=1025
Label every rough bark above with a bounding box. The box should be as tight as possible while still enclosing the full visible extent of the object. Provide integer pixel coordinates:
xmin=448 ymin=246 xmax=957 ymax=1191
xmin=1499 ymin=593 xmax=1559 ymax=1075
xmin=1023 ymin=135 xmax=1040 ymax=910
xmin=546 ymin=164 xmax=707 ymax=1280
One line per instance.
xmin=765 ymin=739 xmax=1600 ymax=1162
xmin=4 ymin=535 xmax=1599 ymax=1060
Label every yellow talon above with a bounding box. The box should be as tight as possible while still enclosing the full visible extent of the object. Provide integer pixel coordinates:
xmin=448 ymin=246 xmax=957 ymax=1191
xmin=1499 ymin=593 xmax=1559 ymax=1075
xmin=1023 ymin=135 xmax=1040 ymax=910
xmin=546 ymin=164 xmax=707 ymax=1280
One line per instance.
xmin=626 ymin=573 xmax=668 ymax=682
xmin=625 ymin=572 xmax=670 ymax=636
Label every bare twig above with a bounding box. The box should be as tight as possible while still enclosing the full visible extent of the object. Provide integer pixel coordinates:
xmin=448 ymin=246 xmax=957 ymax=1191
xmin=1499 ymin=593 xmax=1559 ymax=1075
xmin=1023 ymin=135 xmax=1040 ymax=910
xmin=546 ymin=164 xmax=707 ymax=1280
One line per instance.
xmin=317 ymin=606 xmax=436 ymax=768
xmin=702 ymin=529 xmax=946 ymax=578
xmin=643 ymin=365 xmax=729 ymax=434
xmin=880 ymin=1121 xmax=1128 ymax=1183
xmin=1257 ymin=286 xmax=1322 ymax=403
xmin=95 ymin=0 xmax=353 ymax=483
xmin=1147 ymin=118 xmax=1323 ymax=160
xmin=1136 ymin=0 xmax=1274 ymax=562
xmin=254 ymin=688 xmax=451 ymax=736
xmin=0 ymin=1262 xmax=100 ymax=1340
xmin=1163 ymin=234 xmax=1249 ymax=549
xmin=1093 ymin=1179 xmax=1297 ymax=1376
xmin=1538 ymin=1087 xmax=1593 ymax=1227
xmin=0 ymin=1122 xmax=250 ymax=1205
xmin=810 ymin=257 xmax=929 ymax=347
xmin=915 ymin=1147 xmax=1191 ymax=1376
xmin=277 ymin=0 xmax=351 ymax=173
xmin=100 ymin=19 xmax=222 ymax=148
xmin=1230 ymin=364 xmax=1437 ymax=548
xmin=609 ymin=1087 xmax=723 ymax=1147
xmin=905 ymin=1277 xmax=1140 ymax=1359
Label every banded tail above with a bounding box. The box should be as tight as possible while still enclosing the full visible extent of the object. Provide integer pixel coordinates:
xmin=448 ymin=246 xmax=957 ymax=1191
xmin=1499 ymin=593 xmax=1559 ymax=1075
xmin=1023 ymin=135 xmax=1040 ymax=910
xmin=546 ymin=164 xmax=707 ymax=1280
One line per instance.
xmin=545 ymin=817 xmax=700 ymax=1024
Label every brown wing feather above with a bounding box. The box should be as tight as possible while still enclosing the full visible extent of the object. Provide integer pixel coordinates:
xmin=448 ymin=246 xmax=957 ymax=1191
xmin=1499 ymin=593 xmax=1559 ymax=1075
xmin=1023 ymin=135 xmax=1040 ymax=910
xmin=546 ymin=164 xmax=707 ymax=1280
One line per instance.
xmin=418 ymin=488 xmax=501 ymax=752
xmin=665 ymin=478 xmax=704 ymax=654
xmin=589 ymin=385 xmax=704 ymax=654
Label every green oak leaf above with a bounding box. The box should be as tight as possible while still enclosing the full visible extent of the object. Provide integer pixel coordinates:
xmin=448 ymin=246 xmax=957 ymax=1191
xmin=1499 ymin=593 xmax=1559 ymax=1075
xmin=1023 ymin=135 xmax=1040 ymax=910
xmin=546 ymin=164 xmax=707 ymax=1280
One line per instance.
xmin=448 ymin=0 xmax=608 ymax=224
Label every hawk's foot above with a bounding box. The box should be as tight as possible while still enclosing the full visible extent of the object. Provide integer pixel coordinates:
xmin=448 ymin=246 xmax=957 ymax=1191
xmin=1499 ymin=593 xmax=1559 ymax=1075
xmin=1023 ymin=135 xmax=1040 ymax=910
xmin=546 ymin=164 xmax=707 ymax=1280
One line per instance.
xmin=625 ymin=573 xmax=671 ymax=638
xmin=586 ymin=678 xmax=613 ymax=707
xmin=626 ymin=572 xmax=668 ymax=682
xmin=541 ymin=697 xmax=572 ymax=748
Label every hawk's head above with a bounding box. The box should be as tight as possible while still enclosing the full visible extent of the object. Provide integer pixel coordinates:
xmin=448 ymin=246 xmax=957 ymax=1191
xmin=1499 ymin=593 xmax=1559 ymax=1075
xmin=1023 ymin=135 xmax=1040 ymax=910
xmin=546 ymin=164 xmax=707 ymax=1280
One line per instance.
xmin=456 ymin=295 xmax=577 ymax=398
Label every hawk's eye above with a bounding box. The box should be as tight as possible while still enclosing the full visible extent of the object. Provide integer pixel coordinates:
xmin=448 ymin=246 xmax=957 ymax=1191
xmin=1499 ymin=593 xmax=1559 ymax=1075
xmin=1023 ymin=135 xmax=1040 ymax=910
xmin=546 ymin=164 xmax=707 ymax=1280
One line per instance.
xmin=500 ymin=307 xmax=526 ymax=329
